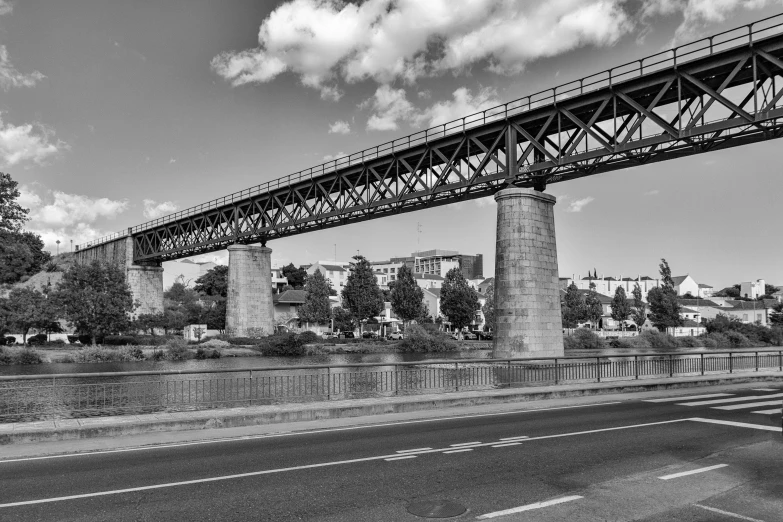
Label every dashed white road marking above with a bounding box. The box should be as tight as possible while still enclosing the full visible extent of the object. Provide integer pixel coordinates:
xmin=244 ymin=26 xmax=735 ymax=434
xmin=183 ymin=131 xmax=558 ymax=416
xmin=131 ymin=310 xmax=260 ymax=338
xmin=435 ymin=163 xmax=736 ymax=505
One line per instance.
xmin=714 ymin=400 xmax=783 ymax=411
xmin=643 ymin=393 xmax=733 ymax=403
xmin=443 ymin=448 xmax=474 ymax=454
xmin=476 ymin=495 xmax=583 ymax=519
xmin=499 ymin=436 xmax=529 ymax=441
xmin=690 ymin=418 xmax=782 ymax=432
xmin=396 ymin=447 xmax=431 ymax=453
xmin=694 ymin=504 xmax=767 ymax=522
xmin=751 ymin=408 xmax=782 ymax=415
xmin=491 ymin=442 xmax=522 ymax=448
xmin=384 ymin=455 xmax=417 ymax=462
xmin=678 ymin=393 xmax=783 ymax=406
xmin=750 ymin=388 xmax=778 ymax=392
xmin=658 ymin=463 xmax=728 ymax=480
xmin=449 ymin=441 xmax=482 ymax=447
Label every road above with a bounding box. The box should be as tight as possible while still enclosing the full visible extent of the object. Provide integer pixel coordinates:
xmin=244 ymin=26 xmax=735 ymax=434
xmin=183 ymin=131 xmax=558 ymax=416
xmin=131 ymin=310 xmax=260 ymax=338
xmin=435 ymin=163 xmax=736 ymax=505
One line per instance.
xmin=1 ymin=384 xmax=781 ymax=521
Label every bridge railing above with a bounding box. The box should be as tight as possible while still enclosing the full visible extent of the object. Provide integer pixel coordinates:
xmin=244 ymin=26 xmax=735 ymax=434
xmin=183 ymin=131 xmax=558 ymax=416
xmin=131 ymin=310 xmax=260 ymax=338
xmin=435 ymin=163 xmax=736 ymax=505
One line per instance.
xmin=78 ymin=13 xmax=783 ymax=250
xmin=1 ymin=350 xmax=781 ymax=422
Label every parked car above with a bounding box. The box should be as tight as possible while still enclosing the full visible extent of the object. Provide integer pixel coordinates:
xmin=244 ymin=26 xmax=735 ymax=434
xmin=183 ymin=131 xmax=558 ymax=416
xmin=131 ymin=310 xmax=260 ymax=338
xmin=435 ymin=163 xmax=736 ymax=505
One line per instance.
xmin=338 ymin=332 xmax=355 ymax=339
xmin=477 ymin=331 xmax=493 ymax=340
xmin=463 ymin=331 xmax=478 ymax=341
xmin=322 ymin=331 xmax=336 ymax=339
xmin=362 ymin=331 xmax=378 ymax=339
xmin=387 ymin=332 xmax=403 ymax=340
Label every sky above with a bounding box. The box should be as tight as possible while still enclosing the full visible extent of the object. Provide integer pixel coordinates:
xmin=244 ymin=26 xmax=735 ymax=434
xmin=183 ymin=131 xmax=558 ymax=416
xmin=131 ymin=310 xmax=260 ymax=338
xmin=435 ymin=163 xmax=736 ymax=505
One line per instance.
xmin=1 ymin=0 xmax=781 ymax=290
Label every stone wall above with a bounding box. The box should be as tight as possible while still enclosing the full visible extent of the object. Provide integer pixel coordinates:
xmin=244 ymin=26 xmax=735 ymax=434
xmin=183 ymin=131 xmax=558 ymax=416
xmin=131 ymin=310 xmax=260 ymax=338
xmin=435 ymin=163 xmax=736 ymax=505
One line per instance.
xmin=74 ymin=237 xmax=133 ymax=267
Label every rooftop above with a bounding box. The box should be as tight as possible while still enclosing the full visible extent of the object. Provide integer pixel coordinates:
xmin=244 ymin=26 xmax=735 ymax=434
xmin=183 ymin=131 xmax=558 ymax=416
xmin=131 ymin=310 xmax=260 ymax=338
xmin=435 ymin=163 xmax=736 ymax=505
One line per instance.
xmin=273 ymin=290 xmax=306 ymax=304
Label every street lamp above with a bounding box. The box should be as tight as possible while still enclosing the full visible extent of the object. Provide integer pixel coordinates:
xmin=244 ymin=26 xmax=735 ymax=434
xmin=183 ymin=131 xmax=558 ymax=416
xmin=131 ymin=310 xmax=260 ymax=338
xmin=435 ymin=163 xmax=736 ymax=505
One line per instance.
xmin=56 ymin=240 xmax=60 ymax=256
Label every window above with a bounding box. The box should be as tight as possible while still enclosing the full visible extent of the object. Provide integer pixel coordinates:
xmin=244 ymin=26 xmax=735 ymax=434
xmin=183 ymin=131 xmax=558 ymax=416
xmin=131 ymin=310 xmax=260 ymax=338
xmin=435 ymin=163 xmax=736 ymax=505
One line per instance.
xmin=757 ymin=314 xmax=762 ymax=322
xmin=743 ymin=314 xmax=748 ymax=321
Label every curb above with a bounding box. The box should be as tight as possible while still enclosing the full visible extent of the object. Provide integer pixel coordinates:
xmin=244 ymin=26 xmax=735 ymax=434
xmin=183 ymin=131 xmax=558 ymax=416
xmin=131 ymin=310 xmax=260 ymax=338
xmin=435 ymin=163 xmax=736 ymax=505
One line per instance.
xmin=2 ymin=373 xmax=782 ymax=445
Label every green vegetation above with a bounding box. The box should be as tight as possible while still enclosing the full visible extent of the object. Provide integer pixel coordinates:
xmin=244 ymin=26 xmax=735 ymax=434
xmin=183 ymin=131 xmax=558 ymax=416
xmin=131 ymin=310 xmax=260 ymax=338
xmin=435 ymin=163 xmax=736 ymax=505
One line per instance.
xmin=440 ymin=267 xmax=479 ymax=332
xmin=341 ymin=255 xmax=384 ymax=332
xmin=389 ymin=265 xmax=425 ymax=331
xmin=398 ymin=324 xmax=459 ymax=353
xmin=298 ymin=270 xmax=332 ymax=324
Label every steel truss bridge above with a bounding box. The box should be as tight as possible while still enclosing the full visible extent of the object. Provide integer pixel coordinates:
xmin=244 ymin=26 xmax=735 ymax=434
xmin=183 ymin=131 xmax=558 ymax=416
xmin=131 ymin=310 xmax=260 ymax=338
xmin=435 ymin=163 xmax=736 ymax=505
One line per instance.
xmin=79 ymin=15 xmax=783 ymax=263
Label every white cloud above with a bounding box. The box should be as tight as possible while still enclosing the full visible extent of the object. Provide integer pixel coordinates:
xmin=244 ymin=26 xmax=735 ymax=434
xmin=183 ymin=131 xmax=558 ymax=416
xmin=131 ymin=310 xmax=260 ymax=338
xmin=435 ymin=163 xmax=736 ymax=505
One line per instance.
xmin=169 ymin=157 xmax=176 ymax=164
xmin=328 ymin=120 xmax=351 ymax=134
xmin=0 ymin=45 xmax=45 ymax=90
xmin=416 ymin=87 xmax=500 ymax=127
xmin=565 ymin=196 xmax=595 ymax=212
xmin=211 ymin=0 xmax=632 ymax=96
xmin=18 ymin=185 xmax=130 ymax=250
xmin=323 ymin=151 xmax=347 ymax=162
xmin=0 ymin=1 xmax=12 ymax=17
xmin=143 ymin=199 xmax=178 ymax=219
xmin=365 ymin=85 xmax=417 ymax=131
xmin=641 ymin=0 xmax=779 ymax=41
xmin=644 ymin=189 xmax=660 ymax=196
xmin=0 ymin=113 xmax=67 ymax=166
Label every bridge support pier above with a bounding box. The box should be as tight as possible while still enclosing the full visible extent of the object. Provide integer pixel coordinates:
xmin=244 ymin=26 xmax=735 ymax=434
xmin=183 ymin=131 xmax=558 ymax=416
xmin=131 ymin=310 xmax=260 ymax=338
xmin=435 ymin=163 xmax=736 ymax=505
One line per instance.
xmin=492 ymin=188 xmax=564 ymax=359
xmin=127 ymin=265 xmax=164 ymax=317
xmin=226 ymin=244 xmax=274 ymax=338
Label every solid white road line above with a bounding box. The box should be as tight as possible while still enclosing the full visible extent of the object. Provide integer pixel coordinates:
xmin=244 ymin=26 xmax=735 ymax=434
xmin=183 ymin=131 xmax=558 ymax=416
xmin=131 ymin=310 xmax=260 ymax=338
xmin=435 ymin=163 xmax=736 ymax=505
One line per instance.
xmin=491 ymin=443 xmax=522 ymax=448
xmin=443 ymin=448 xmax=474 ymax=454
xmin=689 ymin=417 xmax=782 ymax=432
xmin=0 ymin=401 xmax=623 ymax=464
xmin=476 ymin=495 xmax=583 ymax=519
xmin=678 ymin=393 xmax=783 ymax=406
xmin=752 ymin=408 xmax=782 ymax=415
xmin=396 ymin=447 xmax=432 ymax=453
xmin=714 ymin=400 xmax=783 ymax=410
xmin=384 ymin=455 xmax=417 ymax=461
xmin=658 ymin=463 xmax=728 ymax=480
xmin=750 ymin=388 xmax=778 ymax=392
xmin=0 ymin=419 xmax=693 ymax=508
xmin=449 ymin=441 xmax=483 ymax=447
xmin=643 ymin=393 xmax=733 ymax=403
xmin=694 ymin=504 xmax=767 ymax=522
xmin=499 ymin=436 xmax=529 ymax=441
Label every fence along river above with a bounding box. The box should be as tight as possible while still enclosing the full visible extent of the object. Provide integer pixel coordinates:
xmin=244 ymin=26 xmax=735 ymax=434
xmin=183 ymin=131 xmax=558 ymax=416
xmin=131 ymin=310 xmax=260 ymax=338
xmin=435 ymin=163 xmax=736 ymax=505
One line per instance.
xmin=1 ymin=349 xmax=781 ymax=423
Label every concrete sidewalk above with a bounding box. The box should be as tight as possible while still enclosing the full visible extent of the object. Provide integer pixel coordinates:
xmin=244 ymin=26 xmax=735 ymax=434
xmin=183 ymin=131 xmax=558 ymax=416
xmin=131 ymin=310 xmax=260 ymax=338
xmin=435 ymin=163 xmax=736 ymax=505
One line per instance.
xmin=2 ymin=372 xmax=782 ymax=446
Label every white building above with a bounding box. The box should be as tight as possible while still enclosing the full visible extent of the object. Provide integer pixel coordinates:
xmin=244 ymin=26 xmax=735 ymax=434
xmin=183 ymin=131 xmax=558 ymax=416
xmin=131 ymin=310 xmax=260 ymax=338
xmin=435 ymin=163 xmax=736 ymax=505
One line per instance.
xmin=163 ymin=260 xmax=217 ymax=289
xmin=370 ymin=260 xmax=405 ymax=283
xmin=559 ymin=273 xmax=715 ymax=301
xmin=740 ymin=279 xmax=766 ymax=299
xmin=671 ymin=275 xmax=699 ymax=297
xmin=306 ymin=261 xmax=350 ymax=292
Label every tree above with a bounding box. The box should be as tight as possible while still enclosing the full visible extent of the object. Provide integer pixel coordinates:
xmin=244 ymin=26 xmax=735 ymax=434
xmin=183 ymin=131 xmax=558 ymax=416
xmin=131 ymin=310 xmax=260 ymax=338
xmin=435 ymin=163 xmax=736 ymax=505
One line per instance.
xmin=584 ymin=282 xmax=603 ymax=329
xmin=481 ymin=280 xmax=495 ymax=332
xmin=389 ymin=265 xmax=425 ymax=331
xmin=440 ymin=267 xmax=479 ymax=334
xmin=0 ymin=172 xmax=29 ymax=232
xmin=53 ymin=260 xmax=135 ymax=345
xmin=281 ymin=263 xmax=308 ymax=289
xmin=610 ymin=286 xmax=630 ymax=331
xmin=193 ymin=265 xmax=228 ymax=298
xmin=5 ymin=288 xmax=49 ymax=344
xmin=561 ymin=283 xmax=585 ymax=328
xmin=298 ymin=270 xmax=332 ymax=324
xmin=0 ymin=229 xmax=51 ymax=285
xmin=133 ymin=312 xmax=165 ymax=335
xmin=331 ymin=306 xmax=356 ymax=333
xmin=630 ymin=283 xmax=647 ymax=330
xmin=647 ymin=258 xmax=683 ymax=331
xmin=201 ymin=297 xmax=227 ymax=331
xmin=341 ymin=255 xmax=383 ymax=333
xmin=771 ymin=302 xmax=783 ymax=327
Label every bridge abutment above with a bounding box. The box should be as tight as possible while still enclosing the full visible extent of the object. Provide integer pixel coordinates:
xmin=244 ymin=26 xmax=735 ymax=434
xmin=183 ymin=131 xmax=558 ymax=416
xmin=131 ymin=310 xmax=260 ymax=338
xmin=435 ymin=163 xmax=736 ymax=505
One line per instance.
xmin=226 ymin=244 xmax=274 ymax=338
xmin=492 ymin=188 xmax=564 ymax=359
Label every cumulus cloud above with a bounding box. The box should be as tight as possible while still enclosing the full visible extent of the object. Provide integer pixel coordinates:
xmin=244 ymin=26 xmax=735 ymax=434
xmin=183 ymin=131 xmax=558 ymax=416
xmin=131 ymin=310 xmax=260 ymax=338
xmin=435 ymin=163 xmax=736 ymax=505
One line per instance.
xmin=0 ymin=114 xmax=67 ymax=166
xmin=18 ymin=185 xmax=130 ymax=250
xmin=565 ymin=196 xmax=595 ymax=212
xmin=641 ymin=0 xmax=779 ymax=41
xmin=323 ymin=151 xmax=348 ymax=162
xmin=211 ymin=0 xmax=632 ymax=96
xmin=0 ymin=1 xmax=12 ymax=17
xmin=363 ymin=85 xmax=500 ymax=131
xmin=0 ymin=45 xmax=45 ymax=90
xmin=328 ymin=120 xmax=351 ymax=134
xmin=143 ymin=199 xmax=178 ymax=219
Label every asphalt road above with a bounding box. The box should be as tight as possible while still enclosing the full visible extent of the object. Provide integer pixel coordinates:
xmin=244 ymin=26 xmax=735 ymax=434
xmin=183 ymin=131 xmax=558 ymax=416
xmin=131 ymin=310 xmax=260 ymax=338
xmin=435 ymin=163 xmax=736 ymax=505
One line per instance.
xmin=1 ymin=385 xmax=781 ymax=521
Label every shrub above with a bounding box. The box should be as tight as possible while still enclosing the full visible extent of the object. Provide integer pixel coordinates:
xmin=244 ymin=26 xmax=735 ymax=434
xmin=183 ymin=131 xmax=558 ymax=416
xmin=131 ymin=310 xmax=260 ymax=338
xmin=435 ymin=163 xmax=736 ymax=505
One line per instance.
xmin=563 ymin=329 xmax=605 ymax=350
xmin=195 ymin=348 xmax=222 ymax=360
xmin=72 ymin=347 xmax=116 ymax=363
xmin=702 ymin=332 xmax=730 ymax=348
xmin=699 ymin=337 xmax=718 ymax=349
xmin=260 ymin=333 xmax=307 ymax=356
xmin=637 ymin=330 xmax=679 ymax=349
xmin=608 ymin=338 xmax=633 ymax=348
xmin=26 ymin=333 xmax=48 ymax=346
xmin=677 ymin=337 xmax=701 ymax=348
xmin=103 ymin=335 xmax=141 ymax=346
xmin=14 ymin=348 xmax=43 ymax=365
xmin=67 ymin=335 xmax=79 ymax=344
xmin=120 ymin=347 xmax=145 ymax=361
xmin=227 ymin=337 xmax=263 ymax=346
xmin=3 ymin=336 xmax=15 ymax=346
xmin=0 ymin=348 xmax=12 ymax=365
xmin=398 ymin=325 xmax=458 ymax=353
xmin=724 ymin=331 xmax=752 ymax=348
xmin=298 ymin=331 xmax=321 ymax=345
xmin=165 ymin=338 xmax=191 ymax=361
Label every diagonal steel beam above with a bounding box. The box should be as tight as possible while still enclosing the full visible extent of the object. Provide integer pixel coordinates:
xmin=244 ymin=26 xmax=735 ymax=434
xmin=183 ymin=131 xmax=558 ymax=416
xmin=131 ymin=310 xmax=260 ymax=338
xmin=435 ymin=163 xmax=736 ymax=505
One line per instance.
xmin=680 ymin=71 xmax=754 ymax=122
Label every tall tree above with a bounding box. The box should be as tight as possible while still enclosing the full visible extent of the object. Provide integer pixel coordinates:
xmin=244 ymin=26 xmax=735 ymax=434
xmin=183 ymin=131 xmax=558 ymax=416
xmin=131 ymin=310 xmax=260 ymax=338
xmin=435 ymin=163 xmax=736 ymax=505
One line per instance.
xmin=389 ymin=265 xmax=425 ymax=332
xmin=5 ymin=288 xmax=49 ymax=344
xmin=281 ymin=263 xmax=308 ymax=289
xmin=584 ymin=282 xmax=603 ymax=329
xmin=561 ymin=282 xmax=585 ymax=328
xmin=341 ymin=255 xmax=383 ymax=333
xmin=53 ymin=260 xmax=135 ymax=345
xmin=610 ymin=286 xmax=630 ymax=331
xmin=770 ymin=302 xmax=783 ymax=327
xmin=440 ymin=267 xmax=479 ymax=334
xmin=647 ymin=258 xmax=683 ymax=331
xmin=481 ymin=280 xmax=495 ymax=332
xmin=629 ymin=283 xmax=647 ymax=330
xmin=298 ymin=270 xmax=332 ymax=324
xmin=0 ymin=172 xmax=29 ymax=232
xmin=331 ymin=306 xmax=356 ymax=333
xmin=193 ymin=265 xmax=229 ymax=297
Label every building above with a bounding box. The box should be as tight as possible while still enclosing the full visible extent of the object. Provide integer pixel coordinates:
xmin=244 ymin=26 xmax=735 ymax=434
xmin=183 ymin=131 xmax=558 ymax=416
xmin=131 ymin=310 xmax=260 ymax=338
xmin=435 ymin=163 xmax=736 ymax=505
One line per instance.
xmin=306 ymin=261 xmax=350 ymax=292
xmin=413 ymin=272 xmax=445 ymax=290
xmin=421 ymin=287 xmax=486 ymax=331
xmin=740 ymin=279 xmax=766 ymax=299
xmin=410 ymin=249 xmax=483 ymax=279
xmin=773 ymin=290 xmax=783 ymax=303
xmin=697 ymin=284 xmax=714 ymax=298
xmin=559 ymin=273 xmax=715 ymax=302
xmin=667 ymin=320 xmax=707 ymax=337
xmin=163 ymin=259 xmax=217 ymax=289
xmin=671 ymin=275 xmax=699 ymax=297
xmin=724 ymin=300 xmax=769 ymax=326
xmin=370 ymin=260 xmax=405 ymax=283
xmin=271 ymin=266 xmax=289 ymax=293
xmin=272 ymin=289 xmax=306 ymax=323
xmin=676 ymin=299 xmax=726 ymax=322
xmin=679 ymin=307 xmax=701 ymax=323
xmin=477 ymin=277 xmax=494 ymax=295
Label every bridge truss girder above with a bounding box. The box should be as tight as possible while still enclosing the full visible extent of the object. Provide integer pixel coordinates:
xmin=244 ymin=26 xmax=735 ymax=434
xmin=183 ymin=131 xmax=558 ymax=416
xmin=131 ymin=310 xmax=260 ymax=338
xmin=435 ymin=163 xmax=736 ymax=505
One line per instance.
xmin=133 ymin=34 xmax=783 ymax=262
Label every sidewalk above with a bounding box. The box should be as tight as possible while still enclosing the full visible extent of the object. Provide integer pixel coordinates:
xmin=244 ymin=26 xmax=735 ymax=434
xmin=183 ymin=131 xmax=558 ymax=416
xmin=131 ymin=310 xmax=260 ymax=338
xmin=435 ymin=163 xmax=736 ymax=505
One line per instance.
xmin=2 ymin=372 xmax=781 ymax=446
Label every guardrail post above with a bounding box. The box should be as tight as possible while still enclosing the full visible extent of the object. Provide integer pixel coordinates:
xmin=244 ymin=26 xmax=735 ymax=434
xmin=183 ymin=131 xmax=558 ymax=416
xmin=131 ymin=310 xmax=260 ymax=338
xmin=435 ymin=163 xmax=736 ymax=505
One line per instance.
xmin=507 ymin=359 xmax=512 ymax=387
xmin=700 ymin=353 xmax=704 ymax=376
xmin=755 ymin=351 xmax=758 ymax=372
xmin=454 ymin=362 xmax=459 ymax=391
xmin=779 ymin=351 xmax=782 ymax=372
xmin=634 ymin=355 xmax=638 ymax=380
xmin=327 ymin=367 xmax=331 ymax=400
xmin=669 ymin=354 xmax=673 ymax=377
xmin=596 ymin=357 xmax=601 ymax=383
xmin=394 ymin=364 xmax=398 ymax=395
xmin=729 ymin=352 xmax=733 ymax=374
xmin=554 ymin=358 xmax=559 ymax=385
xmin=249 ymin=370 xmax=254 ymax=406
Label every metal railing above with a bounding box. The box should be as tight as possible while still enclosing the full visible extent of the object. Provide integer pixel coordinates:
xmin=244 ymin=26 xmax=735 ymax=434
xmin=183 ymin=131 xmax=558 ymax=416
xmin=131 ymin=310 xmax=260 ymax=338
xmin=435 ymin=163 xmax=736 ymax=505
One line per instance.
xmin=76 ymin=13 xmax=783 ymax=251
xmin=1 ymin=351 xmax=781 ymax=422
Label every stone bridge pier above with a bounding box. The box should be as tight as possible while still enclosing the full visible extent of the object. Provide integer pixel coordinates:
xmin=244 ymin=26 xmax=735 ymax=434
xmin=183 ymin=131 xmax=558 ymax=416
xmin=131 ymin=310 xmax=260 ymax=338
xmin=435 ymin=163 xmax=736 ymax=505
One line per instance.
xmin=226 ymin=244 xmax=275 ymax=337
xmin=75 ymin=236 xmax=163 ymax=318
xmin=492 ymin=187 xmax=564 ymax=359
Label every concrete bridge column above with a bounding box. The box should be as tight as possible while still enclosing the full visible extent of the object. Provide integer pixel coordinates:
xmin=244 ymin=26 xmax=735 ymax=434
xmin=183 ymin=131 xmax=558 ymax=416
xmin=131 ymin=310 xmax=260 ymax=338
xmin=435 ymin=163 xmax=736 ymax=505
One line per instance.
xmin=226 ymin=244 xmax=274 ymax=338
xmin=127 ymin=264 xmax=164 ymax=317
xmin=493 ymin=188 xmax=564 ymax=358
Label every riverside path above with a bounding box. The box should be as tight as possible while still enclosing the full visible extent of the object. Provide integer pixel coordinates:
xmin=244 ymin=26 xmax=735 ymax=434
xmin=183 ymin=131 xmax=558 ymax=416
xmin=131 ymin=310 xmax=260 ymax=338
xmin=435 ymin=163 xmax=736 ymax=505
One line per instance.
xmin=1 ymin=382 xmax=781 ymax=521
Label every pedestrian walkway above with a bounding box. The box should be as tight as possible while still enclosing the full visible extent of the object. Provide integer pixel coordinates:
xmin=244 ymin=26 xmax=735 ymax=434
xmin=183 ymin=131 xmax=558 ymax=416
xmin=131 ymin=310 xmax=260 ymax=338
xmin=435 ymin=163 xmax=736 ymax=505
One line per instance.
xmin=642 ymin=387 xmax=783 ymax=415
